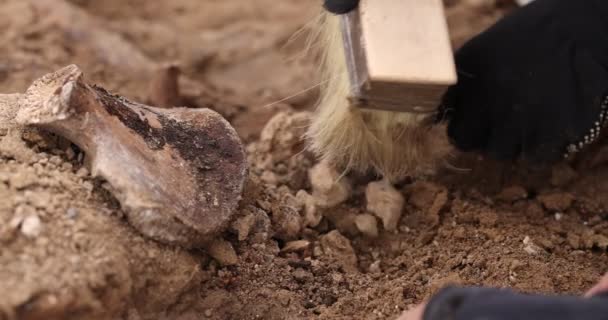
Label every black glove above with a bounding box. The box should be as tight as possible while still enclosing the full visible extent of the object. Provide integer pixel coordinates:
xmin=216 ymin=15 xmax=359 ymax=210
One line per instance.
xmin=424 ymin=286 xmax=608 ymax=320
xmin=323 ymin=0 xmax=359 ymax=14
xmin=441 ymin=0 xmax=608 ymax=162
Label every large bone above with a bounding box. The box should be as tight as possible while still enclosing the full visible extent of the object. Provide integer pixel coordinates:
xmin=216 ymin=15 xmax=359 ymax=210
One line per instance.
xmin=3 ymin=65 xmax=247 ymax=248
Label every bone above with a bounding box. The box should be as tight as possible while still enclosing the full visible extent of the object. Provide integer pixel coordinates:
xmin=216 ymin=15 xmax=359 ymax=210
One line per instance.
xmin=6 ymin=65 xmax=247 ymax=248
xmin=147 ymin=64 xmax=182 ymax=108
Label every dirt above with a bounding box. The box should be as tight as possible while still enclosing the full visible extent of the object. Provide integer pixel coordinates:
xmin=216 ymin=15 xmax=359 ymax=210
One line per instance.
xmin=1 ymin=0 xmax=607 ymax=320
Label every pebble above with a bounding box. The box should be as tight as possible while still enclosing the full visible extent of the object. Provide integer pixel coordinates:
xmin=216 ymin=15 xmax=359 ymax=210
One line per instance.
xmin=537 ymin=193 xmax=575 ymax=212
xmin=232 ymin=212 xmax=255 ymax=241
xmin=281 ymin=240 xmax=311 ymax=253
xmin=522 ymin=236 xmax=546 ymax=255
xmin=206 ymin=239 xmax=238 ymax=266
xmin=365 ymin=180 xmax=404 ymax=231
xmin=320 ymin=230 xmax=358 ymax=273
xmin=368 ymin=260 xmax=382 ymax=274
xmin=66 ymin=207 xmax=79 ymax=219
xmin=308 ymin=162 xmax=352 ymax=208
xmin=496 ymin=186 xmax=528 ymax=203
xmin=20 ymin=214 xmax=42 ymax=238
xmin=354 ymin=214 xmax=379 ymax=238
xmin=296 ymin=190 xmax=322 ymax=228
xmin=271 ymin=204 xmax=302 ymax=241
xmin=292 ymin=268 xmax=313 ymax=283
xmin=76 ymin=167 xmax=89 ymax=178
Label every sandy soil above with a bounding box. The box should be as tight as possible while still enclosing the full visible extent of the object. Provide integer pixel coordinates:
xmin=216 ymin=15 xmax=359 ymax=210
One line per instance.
xmin=1 ymin=0 xmax=607 ymax=319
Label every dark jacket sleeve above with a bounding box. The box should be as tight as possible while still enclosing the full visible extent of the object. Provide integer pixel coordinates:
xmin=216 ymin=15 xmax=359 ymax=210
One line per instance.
xmin=423 ymin=286 xmax=608 ymax=320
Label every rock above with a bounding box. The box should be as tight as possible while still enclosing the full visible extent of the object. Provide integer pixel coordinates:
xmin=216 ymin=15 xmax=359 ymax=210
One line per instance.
xmin=296 ymin=190 xmax=322 ymax=228
xmin=281 ymin=240 xmax=311 ymax=253
xmin=368 ymin=260 xmax=382 ymax=274
xmin=354 ymin=214 xmax=379 ymax=238
xmin=258 ymin=111 xmax=309 ymax=164
xmin=324 ymin=209 xmax=359 ymax=236
xmin=406 ymin=181 xmax=444 ymax=209
xmin=428 ymin=190 xmax=448 ymax=225
xmin=366 ymin=180 xmax=404 ymax=231
xmin=537 ymin=193 xmax=575 ymax=212
xmin=496 ymin=186 xmax=528 ymax=203
xmin=292 ymin=268 xmax=313 ymax=283
xmin=271 ymin=204 xmax=302 ymax=241
xmin=20 ymin=214 xmax=42 ymax=238
xmin=594 ymin=235 xmax=608 ymax=250
xmin=207 ymin=239 xmax=238 ymax=266
xmin=320 ymin=230 xmax=358 ymax=273
xmin=232 ymin=212 xmax=256 ymax=241
xmin=522 ymin=236 xmax=547 ymax=256
xmin=308 ymin=161 xmax=351 ymax=208
xmin=246 ymin=206 xmax=272 ymax=244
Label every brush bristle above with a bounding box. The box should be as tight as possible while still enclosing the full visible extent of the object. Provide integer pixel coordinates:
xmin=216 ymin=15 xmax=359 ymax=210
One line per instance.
xmin=305 ymin=12 xmax=453 ymax=182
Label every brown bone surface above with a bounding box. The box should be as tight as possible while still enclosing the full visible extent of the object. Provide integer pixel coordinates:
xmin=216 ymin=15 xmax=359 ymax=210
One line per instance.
xmin=8 ymin=65 xmax=247 ymax=248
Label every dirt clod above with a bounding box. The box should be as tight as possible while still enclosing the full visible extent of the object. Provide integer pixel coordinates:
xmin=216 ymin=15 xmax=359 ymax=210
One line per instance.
xmin=366 ymin=180 xmax=405 ymax=231
xmin=309 ymin=162 xmax=352 ymax=208
xmin=538 ymin=193 xmax=576 ymax=212
xmin=320 ymin=230 xmax=358 ymax=273
xmin=355 ymin=214 xmax=380 ymax=238
xmin=497 ymin=186 xmax=528 ymax=202
xmin=207 ymin=239 xmax=239 ymax=266
xmin=20 ymin=214 xmax=42 ymax=238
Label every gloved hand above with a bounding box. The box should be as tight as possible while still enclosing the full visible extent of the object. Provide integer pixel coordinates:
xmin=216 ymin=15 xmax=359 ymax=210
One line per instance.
xmin=324 ymin=0 xmax=608 ymax=163
xmin=418 ymin=286 xmax=608 ymax=320
xmin=442 ymin=0 xmax=608 ymax=162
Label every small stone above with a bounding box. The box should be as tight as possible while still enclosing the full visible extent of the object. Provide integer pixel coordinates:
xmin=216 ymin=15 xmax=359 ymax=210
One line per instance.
xmin=206 ymin=239 xmax=238 ymax=266
xmin=554 ymin=212 xmax=563 ymax=221
xmin=366 ymin=180 xmax=404 ymax=231
xmin=292 ymin=268 xmax=313 ymax=283
xmin=247 ymin=207 xmax=272 ymax=244
xmin=593 ymin=234 xmax=608 ymax=250
xmin=496 ymin=186 xmax=528 ymax=202
xmin=204 ymin=310 xmax=213 ymax=318
xmin=309 ymin=161 xmax=352 ymax=208
xmin=368 ymin=260 xmax=382 ymax=273
xmin=14 ymin=204 xmax=36 ymax=217
xmin=296 ymin=190 xmax=322 ymax=228
xmin=232 ymin=212 xmax=255 ymax=241
xmin=66 ymin=207 xmax=79 ymax=219
xmin=567 ymin=233 xmax=581 ymax=249
xmin=260 ymin=171 xmax=279 ymax=185
xmin=324 ymin=209 xmax=359 ymax=236
xmin=65 ymin=147 xmax=76 ymax=160
xmin=537 ymin=193 xmax=575 ymax=212
xmin=61 ymin=162 xmax=73 ymax=171
xmin=281 ymin=240 xmax=311 ymax=253
xmin=406 ymin=181 xmax=445 ymax=210
xmin=49 ymin=155 xmax=62 ymax=165
xmin=354 ymin=214 xmax=379 ymax=238
xmin=320 ymin=230 xmax=358 ymax=273
xmin=522 ymin=236 xmax=546 ymax=255
xmin=20 ymin=214 xmax=42 ymax=238
xmin=271 ymin=204 xmax=302 ymax=241
xmin=76 ymin=167 xmax=89 ymax=178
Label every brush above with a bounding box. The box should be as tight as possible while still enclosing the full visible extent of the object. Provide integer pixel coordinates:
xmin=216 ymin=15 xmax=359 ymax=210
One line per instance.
xmin=307 ymin=0 xmax=457 ymax=182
